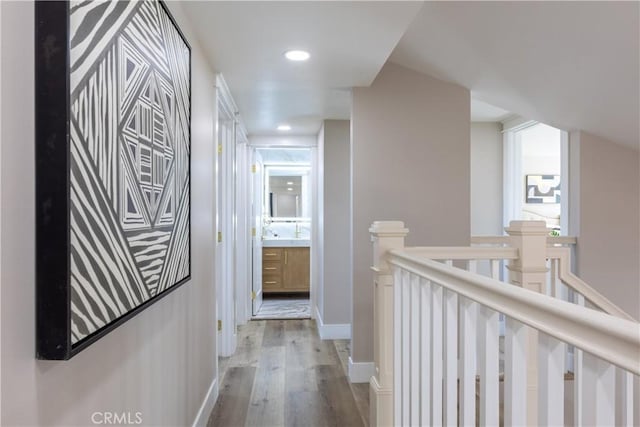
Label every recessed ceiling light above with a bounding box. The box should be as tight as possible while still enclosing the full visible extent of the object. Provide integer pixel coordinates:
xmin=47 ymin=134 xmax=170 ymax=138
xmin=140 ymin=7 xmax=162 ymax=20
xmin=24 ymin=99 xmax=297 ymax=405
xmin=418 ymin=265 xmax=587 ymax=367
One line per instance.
xmin=287 ymin=188 xmax=293 ymax=191
xmin=277 ymin=124 xmax=291 ymax=131
xmin=287 ymin=181 xmax=294 ymax=185
xmin=284 ymin=50 xmax=310 ymax=61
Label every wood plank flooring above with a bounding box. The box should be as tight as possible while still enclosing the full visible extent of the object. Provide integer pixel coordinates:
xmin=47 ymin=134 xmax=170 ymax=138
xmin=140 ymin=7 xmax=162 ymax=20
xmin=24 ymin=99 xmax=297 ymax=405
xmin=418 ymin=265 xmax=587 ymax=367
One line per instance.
xmin=208 ymin=319 xmax=369 ymax=427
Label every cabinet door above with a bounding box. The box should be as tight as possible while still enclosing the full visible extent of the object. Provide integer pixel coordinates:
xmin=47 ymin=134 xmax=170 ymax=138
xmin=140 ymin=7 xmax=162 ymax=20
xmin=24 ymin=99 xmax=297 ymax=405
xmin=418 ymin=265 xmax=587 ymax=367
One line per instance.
xmin=283 ymin=247 xmax=310 ymax=291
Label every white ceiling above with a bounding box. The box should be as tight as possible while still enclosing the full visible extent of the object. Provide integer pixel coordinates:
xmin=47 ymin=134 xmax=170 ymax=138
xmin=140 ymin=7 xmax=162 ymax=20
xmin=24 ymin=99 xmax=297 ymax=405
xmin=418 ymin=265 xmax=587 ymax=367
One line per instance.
xmin=182 ymin=1 xmax=422 ymax=136
xmin=391 ymin=1 xmax=639 ymax=149
xmin=182 ymin=1 xmax=639 ymax=150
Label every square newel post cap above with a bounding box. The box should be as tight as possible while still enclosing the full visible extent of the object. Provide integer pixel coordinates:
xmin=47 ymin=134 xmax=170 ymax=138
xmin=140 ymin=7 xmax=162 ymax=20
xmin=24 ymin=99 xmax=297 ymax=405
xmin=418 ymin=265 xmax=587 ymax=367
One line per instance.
xmin=369 ymin=221 xmax=409 ymax=238
xmin=504 ymin=220 xmax=550 ymax=236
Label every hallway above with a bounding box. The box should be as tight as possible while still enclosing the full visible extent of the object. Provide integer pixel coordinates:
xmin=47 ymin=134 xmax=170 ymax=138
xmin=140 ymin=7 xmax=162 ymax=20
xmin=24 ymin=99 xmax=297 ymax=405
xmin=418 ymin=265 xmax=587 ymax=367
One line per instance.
xmin=208 ymin=319 xmax=369 ymax=427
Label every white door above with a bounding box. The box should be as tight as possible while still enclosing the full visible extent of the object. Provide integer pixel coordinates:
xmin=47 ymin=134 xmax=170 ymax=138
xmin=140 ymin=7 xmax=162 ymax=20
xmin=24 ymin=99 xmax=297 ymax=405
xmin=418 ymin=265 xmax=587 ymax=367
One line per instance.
xmin=251 ymin=149 xmax=264 ymax=315
xmin=216 ymin=89 xmax=237 ymax=357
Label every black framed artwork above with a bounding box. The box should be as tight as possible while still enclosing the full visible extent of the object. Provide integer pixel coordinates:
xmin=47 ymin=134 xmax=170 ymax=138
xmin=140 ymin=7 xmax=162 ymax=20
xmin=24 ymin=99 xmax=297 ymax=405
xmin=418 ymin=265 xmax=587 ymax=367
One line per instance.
xmin=35 ymin=0 xmax=191 ymax=359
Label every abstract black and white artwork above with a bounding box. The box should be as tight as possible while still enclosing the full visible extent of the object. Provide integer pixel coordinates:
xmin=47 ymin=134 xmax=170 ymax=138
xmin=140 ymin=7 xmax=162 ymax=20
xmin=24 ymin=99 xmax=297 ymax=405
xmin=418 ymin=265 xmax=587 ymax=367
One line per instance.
xmin=36 ymin=0 xmax=191 ymax=359
xmin=526 ymin=175 xmax=560 ymax=204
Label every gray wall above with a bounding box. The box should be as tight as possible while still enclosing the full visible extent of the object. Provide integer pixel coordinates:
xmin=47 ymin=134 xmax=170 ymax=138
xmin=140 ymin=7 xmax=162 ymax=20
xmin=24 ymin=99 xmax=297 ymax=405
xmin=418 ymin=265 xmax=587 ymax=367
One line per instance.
xmin=570 ymin=131 xmax=640 ymax=320
xmin=321 ymin=120 xmax=352 ymax=325
xmin=470 ymin=122 xmax=504 ymax=235
xmin=315 ymin=125 xmax=325 ymax=319
xmin=351 ymin=62 xmax=471 ymax=362
xmin=1 ymin=2 xmax=217 ymax=425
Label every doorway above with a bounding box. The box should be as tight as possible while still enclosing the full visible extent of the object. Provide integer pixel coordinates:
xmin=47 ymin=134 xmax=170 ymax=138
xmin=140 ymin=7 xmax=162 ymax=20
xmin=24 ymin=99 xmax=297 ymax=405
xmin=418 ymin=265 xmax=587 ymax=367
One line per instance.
xmin=503 ymin=121 xmax=569 ymax=234
xmin=250 ymin=147 xmax=313 ymax=320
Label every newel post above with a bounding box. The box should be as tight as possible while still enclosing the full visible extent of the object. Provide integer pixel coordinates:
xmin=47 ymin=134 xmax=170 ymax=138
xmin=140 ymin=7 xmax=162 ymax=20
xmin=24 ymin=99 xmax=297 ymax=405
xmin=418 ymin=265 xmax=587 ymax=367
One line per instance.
xmin=505 ymin=220 xmax=550 ymax=426
xmin=369 ymin=221 xmax=409 ymax=427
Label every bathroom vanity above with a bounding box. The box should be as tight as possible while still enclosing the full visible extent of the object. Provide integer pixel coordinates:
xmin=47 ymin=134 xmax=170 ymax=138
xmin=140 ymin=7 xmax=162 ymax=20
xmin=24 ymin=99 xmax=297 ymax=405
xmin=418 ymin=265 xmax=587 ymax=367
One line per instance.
xmin=262 ymin=240 xmax=310 ymax=293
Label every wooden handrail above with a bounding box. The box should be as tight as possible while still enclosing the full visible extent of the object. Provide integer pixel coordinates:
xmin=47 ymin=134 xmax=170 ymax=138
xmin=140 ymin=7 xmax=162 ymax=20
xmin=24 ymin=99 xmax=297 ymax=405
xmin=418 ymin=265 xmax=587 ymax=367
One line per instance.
xmin=389 ymin=249 xmax=640 ymax=375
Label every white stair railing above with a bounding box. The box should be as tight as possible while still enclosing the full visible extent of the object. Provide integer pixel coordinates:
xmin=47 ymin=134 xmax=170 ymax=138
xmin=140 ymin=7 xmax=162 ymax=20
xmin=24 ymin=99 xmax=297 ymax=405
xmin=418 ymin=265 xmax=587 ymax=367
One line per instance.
xmin=369 ymin=220 xmax=640 ymax=427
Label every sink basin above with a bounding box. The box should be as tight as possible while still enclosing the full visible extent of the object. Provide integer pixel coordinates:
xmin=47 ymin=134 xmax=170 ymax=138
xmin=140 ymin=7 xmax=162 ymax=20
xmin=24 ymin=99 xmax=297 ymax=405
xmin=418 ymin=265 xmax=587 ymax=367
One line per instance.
xmin=262 ymin=238 xmax=310 ymax=247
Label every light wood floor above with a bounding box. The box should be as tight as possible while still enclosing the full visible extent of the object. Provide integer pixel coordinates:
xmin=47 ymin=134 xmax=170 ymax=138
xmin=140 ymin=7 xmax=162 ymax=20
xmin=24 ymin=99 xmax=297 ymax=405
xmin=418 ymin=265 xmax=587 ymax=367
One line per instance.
xmin=208 ymin=319 xmax=369 ymax=427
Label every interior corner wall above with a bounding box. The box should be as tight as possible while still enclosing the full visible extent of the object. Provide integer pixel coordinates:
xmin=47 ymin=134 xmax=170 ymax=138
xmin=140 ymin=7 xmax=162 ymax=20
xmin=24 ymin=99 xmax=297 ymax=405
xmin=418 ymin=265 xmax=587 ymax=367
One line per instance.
xmin=570 ymin=131 xmax=640 ymax=320
xmin=351 ymin=62 xmax=471 ymax=363
xmin=1 ymin=2 xmax=217 ymax=425
xmin=321 ymin=120 xmax=352 ymax=325
xmin=314 ymin=124 xmax=326 ymax=321
xmin=470 ymin=122 xmax=503 ymax=235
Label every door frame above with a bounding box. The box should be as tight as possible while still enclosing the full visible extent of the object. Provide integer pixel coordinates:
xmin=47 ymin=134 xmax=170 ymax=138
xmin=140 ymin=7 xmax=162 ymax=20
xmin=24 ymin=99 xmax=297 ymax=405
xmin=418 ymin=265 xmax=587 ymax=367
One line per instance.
xmin=503 ymin=119 xmax=569 ymax=234
xmin=216 ymin=75 xmax=239 ymax=357
xmin=246 ymin=138 xmax=318 ymax=320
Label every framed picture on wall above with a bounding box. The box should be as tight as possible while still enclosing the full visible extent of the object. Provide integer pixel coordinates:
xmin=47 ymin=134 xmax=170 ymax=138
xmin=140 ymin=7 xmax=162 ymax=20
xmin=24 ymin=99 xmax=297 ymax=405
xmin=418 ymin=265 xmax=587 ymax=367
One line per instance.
xmin=526 ymin=174 xmax=560 ymax=204
xmin=35 ymin=0 xmax=191 ymax=359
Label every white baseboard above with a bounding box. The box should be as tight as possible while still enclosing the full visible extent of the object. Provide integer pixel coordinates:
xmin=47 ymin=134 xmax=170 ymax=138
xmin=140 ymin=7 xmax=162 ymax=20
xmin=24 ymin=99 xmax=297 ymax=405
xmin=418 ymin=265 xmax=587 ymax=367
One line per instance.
xmin=192 ymin=377 xmax=218 ymax=427
xmin=315 ymin=305 xmax=351 ymax=340
xmin=348 ymin=357 xmax=375 ymax=384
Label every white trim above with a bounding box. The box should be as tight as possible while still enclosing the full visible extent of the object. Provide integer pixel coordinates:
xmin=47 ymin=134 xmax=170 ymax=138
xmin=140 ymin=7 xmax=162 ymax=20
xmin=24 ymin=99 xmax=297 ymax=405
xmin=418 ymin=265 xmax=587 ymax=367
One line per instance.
xmin=315 ymin=305 xmax=351 ymax=340
xmin=216 ymin=74 xmax=238 ymax=115
xmin=501 ymin=115 xmax=537 ymax=133
xmin=191 ymin=377 xmax=218 ymax=427
xmin=348 ymin=357 xmax=376 ymax=384
xmin=503 ymin=129 xmax=523 ymax=229
xmin=560 ymin=130 xmax=570 ymax=235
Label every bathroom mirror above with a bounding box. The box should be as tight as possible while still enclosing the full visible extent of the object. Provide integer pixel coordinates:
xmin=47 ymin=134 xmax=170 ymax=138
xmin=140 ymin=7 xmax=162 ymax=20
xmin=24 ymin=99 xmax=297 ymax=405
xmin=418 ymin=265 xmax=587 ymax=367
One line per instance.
xmin=265 ymin=166 xmax=310 ymax=219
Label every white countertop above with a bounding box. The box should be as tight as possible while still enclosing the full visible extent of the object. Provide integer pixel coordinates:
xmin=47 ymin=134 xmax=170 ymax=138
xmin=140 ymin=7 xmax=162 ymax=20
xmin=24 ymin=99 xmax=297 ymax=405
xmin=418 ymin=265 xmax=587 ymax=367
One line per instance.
xmin=262 ymin=238 xmax=310 ymax=247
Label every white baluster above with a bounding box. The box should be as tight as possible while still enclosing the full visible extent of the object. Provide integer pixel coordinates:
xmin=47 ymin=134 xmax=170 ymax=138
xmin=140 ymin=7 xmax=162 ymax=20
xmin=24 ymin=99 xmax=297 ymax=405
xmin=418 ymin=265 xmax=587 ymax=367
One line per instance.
xmin=545 ymin=258 xmax=553 ymax=296
xmin=431 ymin=282 xmax=444 ymax=426
xmin=504 ymin=317 xmax=527 ymax=426
xmin=582 ymin=352 xmax=616 ymax=425
xmin=573 ymin=294 xmax=585 ymax=426
xmin=410 ymin=273 xmax=420 ymax=426
xmin=420 ymin=278 xmax=432 ymax=426
xmin=491 ymin=259 xmax=500 ymax=281
xmin=460 ymin=295 xmax=477 ymax=426
xmin=393 ymin=268 xmax=402 ymax=427
xmin=549 ymin=258 xmax=557 ymax=298
xmin=401 ymin=270 xmax=410 ymax=426
xmin=444 ymin=288 xmax=458 ymax=426
xmin=539 ymin=332 xmax=565 ymax=426
xmin=619 ymin=370 xmax=634 ymax=426
xmin=478 ymin=304 xmax=499 ymax=426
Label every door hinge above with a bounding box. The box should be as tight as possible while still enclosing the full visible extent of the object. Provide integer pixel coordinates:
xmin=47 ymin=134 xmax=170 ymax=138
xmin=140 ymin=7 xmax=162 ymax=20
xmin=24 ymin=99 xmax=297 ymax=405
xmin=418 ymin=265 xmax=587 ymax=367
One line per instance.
xmin=218 ymin=144 xmax=223 ymax=154
xmin=217 ymin=319 xmax=222 ymax=331
xmin=251 ymin=227 xmax=256 ymax=237
xmin=217 ymin=231 xmax=222 ymax=243
xmin=251 ymin=164 xmax=257 ymax=173
xmin=251 ymin=291 xmax=256 ymax=300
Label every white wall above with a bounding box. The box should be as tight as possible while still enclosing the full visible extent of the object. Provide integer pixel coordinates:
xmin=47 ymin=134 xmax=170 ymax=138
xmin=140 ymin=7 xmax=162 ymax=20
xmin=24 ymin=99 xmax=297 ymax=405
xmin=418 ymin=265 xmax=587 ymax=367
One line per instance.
xmin=1 ymin=2 xmax=217 ymax=425
xmin=320 ymin=120 xmax=351 ymax=326
xmin=351 ymin=62 xmax=470 ymax=363
xmin=470 ymin=122 xmax=503 ymax=235
xmin=570 ymin=131 xmax=640 ymax=320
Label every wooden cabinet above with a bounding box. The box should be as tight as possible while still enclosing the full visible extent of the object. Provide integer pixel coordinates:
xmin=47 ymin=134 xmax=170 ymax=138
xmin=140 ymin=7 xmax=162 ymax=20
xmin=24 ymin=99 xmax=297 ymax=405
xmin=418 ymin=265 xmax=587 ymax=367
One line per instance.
xmin=262 ymin=247 xmax=310 ymax=293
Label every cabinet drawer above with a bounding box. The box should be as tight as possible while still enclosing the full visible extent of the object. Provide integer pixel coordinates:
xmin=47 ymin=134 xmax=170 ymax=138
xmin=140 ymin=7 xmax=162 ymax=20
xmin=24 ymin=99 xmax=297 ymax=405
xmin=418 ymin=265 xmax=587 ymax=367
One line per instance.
xmin=262 ymin=261 xmax=282 ymax=276
xmin=262 ymin=248 xmax=283 ymax=261
xmin=263 ymin=277 xmax=282 ymax=289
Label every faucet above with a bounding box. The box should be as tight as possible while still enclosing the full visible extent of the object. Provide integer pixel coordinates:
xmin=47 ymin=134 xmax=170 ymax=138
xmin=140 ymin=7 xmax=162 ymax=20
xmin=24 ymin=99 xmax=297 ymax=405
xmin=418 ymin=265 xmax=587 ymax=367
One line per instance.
xmin=295 ymin=223 xmax=300 ymax=238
